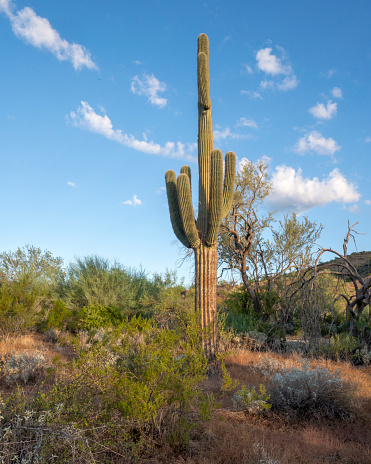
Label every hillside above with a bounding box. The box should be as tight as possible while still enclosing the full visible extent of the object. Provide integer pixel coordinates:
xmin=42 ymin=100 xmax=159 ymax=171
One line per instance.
xmin=319 ymin=250 xmax=371 ymax=278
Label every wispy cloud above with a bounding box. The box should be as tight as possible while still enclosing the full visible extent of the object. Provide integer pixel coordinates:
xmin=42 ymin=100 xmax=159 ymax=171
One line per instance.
xmin=236 ymin=117 xmax=258 ymax=129
xmin=241 ymin=90 xmax=263 ymax=100
xmin=309 ymin=100 xmax=337 ymax=120
xmin=213 ymin=126 xmax=254 ymax=143
xmin=122 ymin=195 xmax=142 ymax=207
xmin=365 ymin=137 xmax=371 ymax=143
xmin=294 ymin=131 xmax=340 ymax=156
xmin=348 ymin=204 xmax=359 ymax=213
xmin=0 ymin=0 xmax=97 ymax=70
xmin=365 ymin=199 xmax=371 ymax=205
xmin=322 ymin=69 xmax=336 ymax=78
xmin=331 ymin=87 xmax=343 ymax=99
xmin=67 ymin=181 xmax=77 ymax=188
xmin=255 ymin=46 xmax=298 ymax=91
xmin=244 ymin=64 xmax=253 ymax=74
xmin=131 ymin=73 xmax=167 ymax=108
xmin=66 ymin=101 xmax=196 ymax=161
xmin=268 ymin=166 xmax=361 ymax=213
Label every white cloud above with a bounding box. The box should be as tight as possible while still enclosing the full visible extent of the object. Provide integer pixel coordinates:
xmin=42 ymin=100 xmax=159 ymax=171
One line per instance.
xmin=260 ymin=79 xmax=275 ymax=90
xmin=331 ymin=87 xmax=343 ymax=99
xmin=236 ymin=117 xmax=258 ymax=129
xmin=256 ymin=47 xmax=289 ymax=75
xmin=255 ymin=46 xmax=298 ymax=91
xmin=156 ymin=186 xmax=166 ymax=194
xmin=131 ymin=73 xmax=167 ymax=108
xmin=309 ymin=100 xmax=337 ymax=120
xmin=122 ymin=195 xmax=142 ymax=207
xmin=67 ymin=101 xmax=196 ymax=161
xmin=67 ymin=181 xmax=77 ymax=187
xmin=294 ymin=131 xmax=340 ymax=156
xmin=245 ymin=65 xmax=253 ymax=74
xmin=277 ymin=75 xmax=299 ymax=91
xmin=241 ymin=90 xmax=263 ymax=100
xmin=348 ymin=204 xmax=359 ymax=213
xmin=268 ymin=166 xmax=361 ymax=213
xmin=364 ymin=199 xmax=371 ymax=205
xmin=323 ymin=69 xmax=336 ymax=78
xmin=0 ymin=0 xmax=12 ymax=15
xmin=0 ymin=1 xmax=97 ymax=70
xmin=365 ymin=137 xmax=371 ymax=143
xmin=213 ymin=126 xmax=253 ymax=143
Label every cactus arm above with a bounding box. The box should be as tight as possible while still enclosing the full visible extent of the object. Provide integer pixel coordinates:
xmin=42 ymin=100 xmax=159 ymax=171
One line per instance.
xmin=221 ymin=151 xmax=237 ymax=218
xmin=180 ymin=165 xmax=192 ymax=191
xmin=206 ymin=150 xmax=224 ymax=245
xmin=165 ymin=170 xmax=191 ymax=248
xmin=177 ymin=174 xmax=201 ymax=248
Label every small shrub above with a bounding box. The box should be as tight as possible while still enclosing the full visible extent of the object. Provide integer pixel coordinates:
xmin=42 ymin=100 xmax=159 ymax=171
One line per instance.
xmin=46 ymin=299 xmax=71 ymax=329
xmin=78 ymin=303 xmax=123 ymax=330
xmin=268 ymin=360 xmax=353 ymax=420
xmin=2 ymin=352 xmax=49 ymax=386
xmin=45 ymin=327 xmax=58 ymax=343
xmin=315 ymin=333 xmax=359 ymax=361
xmin=232 ymin=384 xmax=271 ymax=414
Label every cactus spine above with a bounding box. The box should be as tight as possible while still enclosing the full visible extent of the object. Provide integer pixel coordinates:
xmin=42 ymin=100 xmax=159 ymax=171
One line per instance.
xmin=165 ymin=34 xmax=236 ymax=360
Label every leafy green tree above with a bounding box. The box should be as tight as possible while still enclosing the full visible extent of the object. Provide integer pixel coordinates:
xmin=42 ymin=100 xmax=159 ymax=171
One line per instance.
xmin=218 ymin=160 xmax=323 ymax=319
xmin=0 ymin=245 xmax=64 ymax=334
xmin=59 ymin=255 xmax=135 ymax=311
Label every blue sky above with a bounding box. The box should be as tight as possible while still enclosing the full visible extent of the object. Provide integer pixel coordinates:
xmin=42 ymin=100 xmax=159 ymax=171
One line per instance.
xmin=0 ymin=0 xmax=370 ymax=283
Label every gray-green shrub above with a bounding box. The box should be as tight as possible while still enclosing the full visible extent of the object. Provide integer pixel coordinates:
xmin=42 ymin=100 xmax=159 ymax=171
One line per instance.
xmin=268 ymin=360 xmax=353 ymax=420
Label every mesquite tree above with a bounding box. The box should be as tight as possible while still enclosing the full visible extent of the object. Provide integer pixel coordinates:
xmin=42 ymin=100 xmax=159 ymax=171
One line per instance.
xmin=165 ymin=34 xmax=236 ymax=359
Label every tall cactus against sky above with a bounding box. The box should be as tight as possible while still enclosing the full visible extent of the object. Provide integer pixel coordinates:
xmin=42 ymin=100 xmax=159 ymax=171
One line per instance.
xmin=165 ymin=34 xmax=236 ymax=360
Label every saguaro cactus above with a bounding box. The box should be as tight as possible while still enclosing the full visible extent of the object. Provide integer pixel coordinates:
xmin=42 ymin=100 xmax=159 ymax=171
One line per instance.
xmin=165 ymin=34 xmax=236 ymax=360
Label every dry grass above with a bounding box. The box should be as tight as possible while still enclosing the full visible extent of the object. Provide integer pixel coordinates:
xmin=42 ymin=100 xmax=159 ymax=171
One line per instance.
xmin=179 ymin=349 xmax=371 ymax=464
xmin=1 ymin=333 xmax=370 ymax=463
xmin=0 ymin=331 xmax=75 ymax=362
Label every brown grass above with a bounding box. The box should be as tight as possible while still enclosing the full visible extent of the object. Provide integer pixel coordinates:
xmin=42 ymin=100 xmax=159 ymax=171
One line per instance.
xmin=179 ymin=350 xmax=371 ymax=464
xmin=1 ymin=333 xmax=370 ymax=463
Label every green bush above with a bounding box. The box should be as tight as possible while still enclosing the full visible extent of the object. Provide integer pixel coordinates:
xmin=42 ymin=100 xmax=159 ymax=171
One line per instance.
xmin=77 ymin=303 xmax=124 ymax=330
xmin=46 ymin=299 xmax=71 ymax=329
xmin=33 ymin=314 xmax=214 ymax=460
xmin=232 ymin=384 xmax=271 ymax=414
xmin=314 ymin=333 xmax=359 ymax=361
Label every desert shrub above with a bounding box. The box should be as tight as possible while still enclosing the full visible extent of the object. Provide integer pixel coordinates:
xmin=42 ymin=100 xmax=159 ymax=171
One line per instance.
xmin=35 ymin=314 xmax=215 ymax=459
xmin=1 ymin=352 xmax=49 ymax=387
xmin=268 ymin=360 xmax=353 ymax=420
xmin=59 ymin=255 xmax=137 ymax=312
xmin=0 ymin=398 xmax=119 ymax=463
xmin=45 ymin=299 xmax=71 ymax=329
xmin=0 ymin=246 xmax=64 ymax=336
xmin=311 ymin=333 xmax=359 ymax=362
xmin=232 ymin=384 xmax=271 ymax=414
xmin=77 ymin=303 xmax=124 ymax=330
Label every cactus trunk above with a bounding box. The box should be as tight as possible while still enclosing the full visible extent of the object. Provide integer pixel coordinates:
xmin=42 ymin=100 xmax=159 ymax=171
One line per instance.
xmin=165 ymin=34 xmax=236 ymax=361
xmin=195 ymin=244 xmax=218 ymax=359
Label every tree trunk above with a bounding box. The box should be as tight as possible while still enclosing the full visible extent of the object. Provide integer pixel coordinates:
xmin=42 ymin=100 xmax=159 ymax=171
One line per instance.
xmin=195 ymin=243 xmax=218 ymax=360
xmin=241 ymin=270 xmax=261 ymax=316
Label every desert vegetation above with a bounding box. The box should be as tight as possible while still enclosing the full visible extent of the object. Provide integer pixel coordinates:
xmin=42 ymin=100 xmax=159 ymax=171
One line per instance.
xmin=0 ymin=243 xmax=370 ymax=463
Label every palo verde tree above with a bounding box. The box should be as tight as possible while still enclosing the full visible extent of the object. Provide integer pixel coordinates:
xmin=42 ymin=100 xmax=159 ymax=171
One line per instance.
xmin=219 ymin=159 xmax=323 ymax=319
xmin=165 ymin=34 xmax=236 ymax=360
